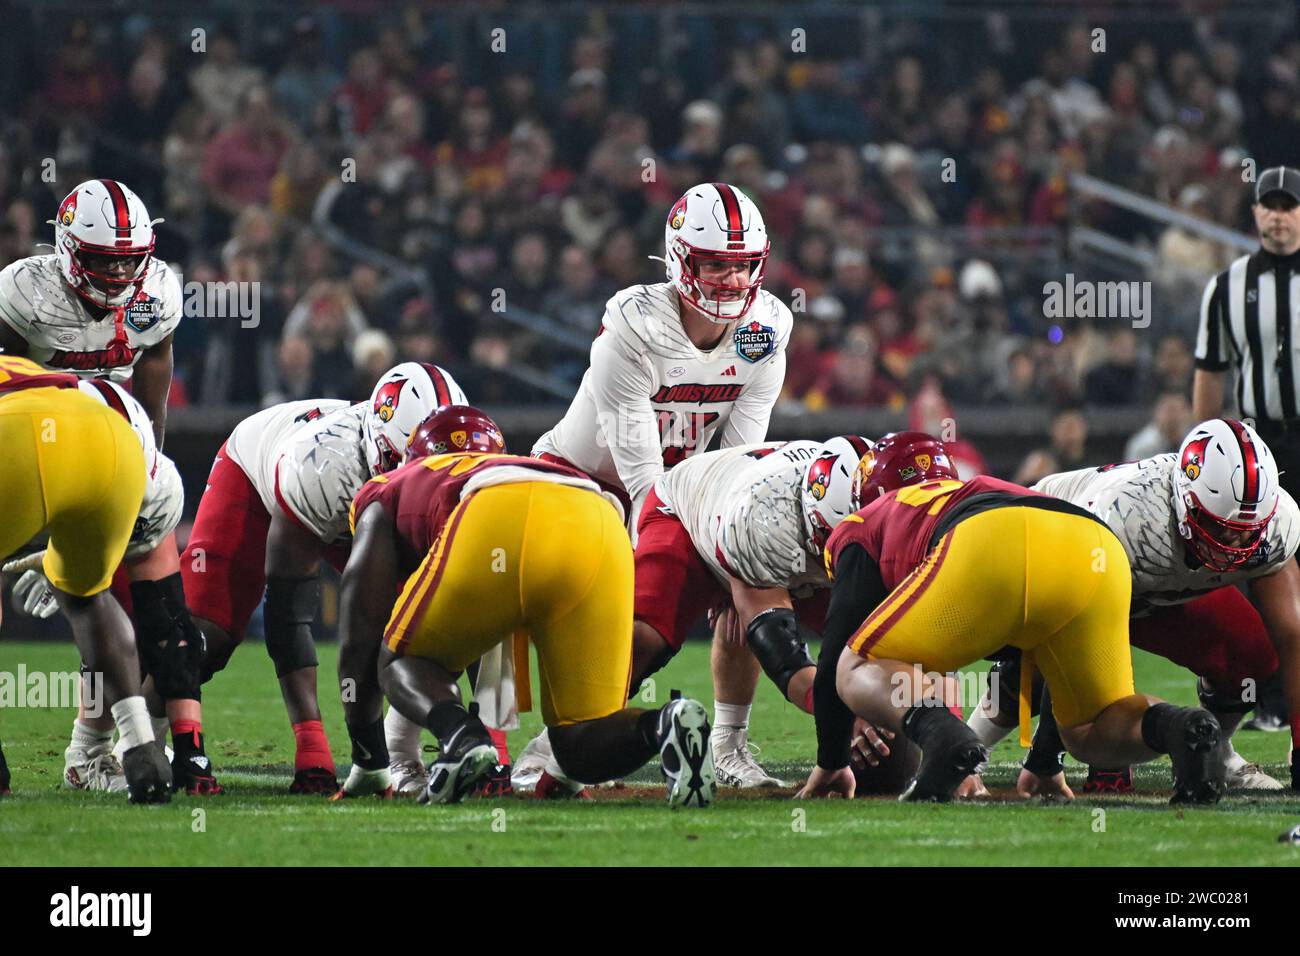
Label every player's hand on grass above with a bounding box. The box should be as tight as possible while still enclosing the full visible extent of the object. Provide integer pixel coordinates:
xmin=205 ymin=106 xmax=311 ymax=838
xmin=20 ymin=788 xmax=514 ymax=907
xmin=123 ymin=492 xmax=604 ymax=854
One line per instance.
xmin=849 ymin=718 xmax=893 ymax=769
xmin=796 ymin=765 xmax=855 ymax=799
xmin=331 ymin=764 xmax=394 ymax=801
xmin=1016 ymin=768 xmax=1074 ymax=802
xmin=955 ymin=773 xmax=990 ymax=799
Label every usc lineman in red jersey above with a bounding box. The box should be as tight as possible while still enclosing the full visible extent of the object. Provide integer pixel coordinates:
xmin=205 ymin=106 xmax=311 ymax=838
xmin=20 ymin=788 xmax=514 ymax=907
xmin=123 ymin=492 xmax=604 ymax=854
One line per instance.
xmin=0 ymin=355 xmax=170 ymax=802
xmin=335 ymin=406 xmax=717 ymax=807
xmin=798 ymin=431 xmax=1229 ymax=804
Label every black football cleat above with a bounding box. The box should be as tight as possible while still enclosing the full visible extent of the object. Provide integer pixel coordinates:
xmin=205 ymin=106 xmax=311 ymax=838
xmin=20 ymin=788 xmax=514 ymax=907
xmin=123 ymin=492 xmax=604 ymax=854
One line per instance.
xmin=290 ymin=767 xmax=340 ymax=796
xmin=471 ymin=763 xmax=514 ymax=799
xmin=422 ymin=717 xmax=497 ymax=805
xmin=901 ymin=722 xmax=988 ymax=803
xmin=121 ymin=742 xmax=173 ymax=804
xmin=1167 ymin=708 xmax=1226 ymax=805
xmin=658 ymin=694 xmax=717 ymax=808
xmin=1082 ymin=768 xmax=1134 ymax=794
xmin=172 ymin=731 xmax=223 ymax=796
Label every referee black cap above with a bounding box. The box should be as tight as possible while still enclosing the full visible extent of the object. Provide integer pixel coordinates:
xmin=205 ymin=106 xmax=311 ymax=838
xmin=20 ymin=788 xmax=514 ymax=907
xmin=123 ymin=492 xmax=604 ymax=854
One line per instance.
xmin=1255 ymin=166 xmax=1300 ymax=205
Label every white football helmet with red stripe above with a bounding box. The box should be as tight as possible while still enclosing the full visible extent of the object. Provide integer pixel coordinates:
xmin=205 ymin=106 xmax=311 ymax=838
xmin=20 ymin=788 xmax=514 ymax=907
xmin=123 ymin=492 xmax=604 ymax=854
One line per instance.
xmin=663 ymin=182 xmax=769 ymax=324
xmin=1173 ymin=418 xmax=1280 ymax=571
xmin=802 ymin=434 xmax=874 ymax=551
xmin=49 ymin=180 xmax=162 ymax=308
xmin=363 ymin=361 xmax=468 ymax=475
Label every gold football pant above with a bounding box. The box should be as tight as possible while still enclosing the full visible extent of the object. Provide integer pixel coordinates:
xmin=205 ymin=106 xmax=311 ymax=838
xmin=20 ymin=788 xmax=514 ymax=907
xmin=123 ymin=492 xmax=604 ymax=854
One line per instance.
xmin=384 ymin=481 xmax=634 ymax=726
xmin=0 ymin=387 xmax=145 ymax=596
xmin=849 ymin=505 xmax=1134 ymax=727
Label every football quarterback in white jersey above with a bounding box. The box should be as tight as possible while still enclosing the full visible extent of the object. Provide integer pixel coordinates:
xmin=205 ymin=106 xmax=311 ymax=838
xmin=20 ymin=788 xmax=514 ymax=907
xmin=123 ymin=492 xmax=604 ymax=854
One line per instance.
xmin=3 ymin=379 xmax=219 ymax=795
xmin=0 ymin=180 xmax=179 ymax=448
xmin=181 ymin=362 xmax=469 ymax=794
xmin=534 ymin=182 xmax=790 ymax=523
xmin=968 ymin=419 xmax=1300 ymax=794
xmin=519 ymin=182 xmax=793 ymax=792
xmin=637 ymin=436 xmax=872 ymax=787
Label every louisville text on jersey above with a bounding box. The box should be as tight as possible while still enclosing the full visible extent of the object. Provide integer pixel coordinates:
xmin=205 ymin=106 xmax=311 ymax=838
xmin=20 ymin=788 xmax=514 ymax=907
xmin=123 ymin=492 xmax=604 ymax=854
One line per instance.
xmin=649 ymin=382 xmax=744 ymax=404
xmin=48 ymin=346 xmax=138 ymax=370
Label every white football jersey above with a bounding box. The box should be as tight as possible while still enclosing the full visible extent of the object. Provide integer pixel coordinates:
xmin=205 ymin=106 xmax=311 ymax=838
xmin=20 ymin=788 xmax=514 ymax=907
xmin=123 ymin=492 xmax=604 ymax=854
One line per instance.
xmin=654 ymin=441 xmax=827 ymax=593
xmin=224 ymin=399 xmax=358 ymax=543
xmin=129 ymin=452 xmax=184 ymax=559
xmin=1034 ymin=455 xmax=1300 ymax=616
xmin=0 ymin=254 xmax=182 ymax=381
xmin=534 ymin=282 xmax=791 ymax=520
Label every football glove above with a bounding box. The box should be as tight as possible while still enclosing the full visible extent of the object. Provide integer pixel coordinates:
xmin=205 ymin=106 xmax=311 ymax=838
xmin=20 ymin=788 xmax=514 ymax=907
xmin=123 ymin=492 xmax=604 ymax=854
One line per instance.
xmin=3 ymin=555 xmax=58 ymax=619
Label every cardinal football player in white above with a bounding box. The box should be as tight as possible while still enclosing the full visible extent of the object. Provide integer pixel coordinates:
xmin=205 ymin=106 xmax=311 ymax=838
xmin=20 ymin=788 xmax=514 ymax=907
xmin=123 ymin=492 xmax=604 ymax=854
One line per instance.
xmin=632 ymin=436 xmax=871 ymax=787
xmin=0 ymin=180 xmax=179 ymax=448
xmin=519 ymin=182 xmax=793 ymax=792
xmin=4 ymin=379 xmax=220 ymax=795
xmin=968 ymin=419 xmax=1300 ymax=795
xmin=180 ymin=362 xmax=470 ymax=794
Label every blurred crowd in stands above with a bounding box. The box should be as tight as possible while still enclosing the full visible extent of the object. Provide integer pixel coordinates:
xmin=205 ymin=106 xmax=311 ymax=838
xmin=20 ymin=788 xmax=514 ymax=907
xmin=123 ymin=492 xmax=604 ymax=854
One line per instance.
xmin=0 ymin=3 xmax=1295 ymax=476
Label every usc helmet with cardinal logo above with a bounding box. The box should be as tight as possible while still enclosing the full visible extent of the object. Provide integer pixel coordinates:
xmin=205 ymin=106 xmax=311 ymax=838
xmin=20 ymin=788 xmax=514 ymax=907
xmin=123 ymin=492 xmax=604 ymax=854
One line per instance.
xmin=801 ymin=434 xmax=874 ymax=550
xmin=50 ymin=179 xmax=162 ymax=308
xmin=1173 ymin=418 xmax=1279 ymax=571
xmin=363 ymin=362 xmax=467 ymax=475
xmin=661 ymin=182 xmax=769 ymax=324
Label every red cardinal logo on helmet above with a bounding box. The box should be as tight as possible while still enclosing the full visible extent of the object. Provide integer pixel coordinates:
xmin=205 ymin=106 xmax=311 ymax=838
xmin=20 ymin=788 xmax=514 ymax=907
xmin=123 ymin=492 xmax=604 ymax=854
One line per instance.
xmin=1181 ymin=435 xmax=1209 ymax=481
xmin=59 ymin=194 xmax=77 ymax=227
xmin=373 ymin=379 xmax=405 ymax=423
xmin=668 ymin=196 xmax=687 ymax=230
xmin=806 ymin=452 xmax=835 ymax=501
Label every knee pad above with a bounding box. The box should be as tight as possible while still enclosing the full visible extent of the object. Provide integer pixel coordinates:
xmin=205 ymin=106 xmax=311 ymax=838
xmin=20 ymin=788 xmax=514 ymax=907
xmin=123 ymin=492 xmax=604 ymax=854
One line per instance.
xmin=263 ymin=576 xmax=320 ymax=678
xmin=746 ymin=607 xmax=814 ymax=698
xmin=130 ymin=573 xmax=204 ymax=702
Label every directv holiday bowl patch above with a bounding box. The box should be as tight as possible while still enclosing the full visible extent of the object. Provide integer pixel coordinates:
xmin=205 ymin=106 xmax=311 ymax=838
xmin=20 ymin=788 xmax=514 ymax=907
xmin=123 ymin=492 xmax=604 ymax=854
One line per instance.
xmin=733 ymin=320 xmax=775 ymax=363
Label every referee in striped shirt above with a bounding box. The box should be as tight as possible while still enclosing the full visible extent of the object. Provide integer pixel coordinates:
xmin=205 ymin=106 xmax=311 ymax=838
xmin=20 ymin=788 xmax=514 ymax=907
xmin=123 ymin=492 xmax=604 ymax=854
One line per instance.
xmin=1193 ymin=164 xmax=1300 ymax=733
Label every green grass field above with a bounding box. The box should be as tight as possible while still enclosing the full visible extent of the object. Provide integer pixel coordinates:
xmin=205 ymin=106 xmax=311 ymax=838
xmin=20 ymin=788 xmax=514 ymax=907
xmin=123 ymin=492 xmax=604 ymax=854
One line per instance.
xmin=2 ymin=639 xmax=1299 ymax=866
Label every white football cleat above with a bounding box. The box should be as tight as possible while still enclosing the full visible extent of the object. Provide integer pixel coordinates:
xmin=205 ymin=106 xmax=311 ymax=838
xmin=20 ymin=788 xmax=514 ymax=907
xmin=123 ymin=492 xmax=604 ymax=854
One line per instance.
xmin=389 ymin=758 xmax=428 ymax=797
xmin=64 ymin=742 xmax=127 ymax=793
xmin=510 ymin=728 xmax=552 ymax=793
xmin=1223 ymin=750 xmax=1284 ymax=791
xmin=658 ymin=696 xmax=717 ymax=808
xmin=711 ymin=728 xmax=785 ymax=788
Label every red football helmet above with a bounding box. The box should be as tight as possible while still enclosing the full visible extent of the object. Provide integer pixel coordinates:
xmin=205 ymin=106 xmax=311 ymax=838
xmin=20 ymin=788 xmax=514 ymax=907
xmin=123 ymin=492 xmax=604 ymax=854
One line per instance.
xmin=404 ymin=404 xmax=506 ymax=461
xmin=850 ymin=431 xmax=959 ymax=509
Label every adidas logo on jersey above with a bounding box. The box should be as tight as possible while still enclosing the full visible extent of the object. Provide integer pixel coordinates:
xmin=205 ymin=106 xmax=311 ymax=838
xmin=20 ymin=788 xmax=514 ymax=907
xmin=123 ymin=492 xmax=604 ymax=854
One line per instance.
xmin=721 ymin=365 xmax=736 ymax=377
